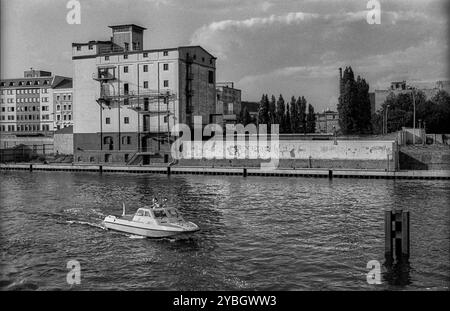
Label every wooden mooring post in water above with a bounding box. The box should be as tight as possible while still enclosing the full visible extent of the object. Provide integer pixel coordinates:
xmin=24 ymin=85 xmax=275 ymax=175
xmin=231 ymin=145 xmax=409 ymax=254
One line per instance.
xmin=385 ymin=210 xmax=410 ymax=261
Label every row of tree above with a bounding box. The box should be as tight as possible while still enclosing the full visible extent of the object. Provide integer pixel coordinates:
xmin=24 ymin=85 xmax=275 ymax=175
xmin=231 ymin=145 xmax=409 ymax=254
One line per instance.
xmin=372 ymin=89 xmax=450 ymax=134
xmin=337 ymin=67 xmax=372 ymax=135
xmin=237 ymin=94 xmax=316 ymax=134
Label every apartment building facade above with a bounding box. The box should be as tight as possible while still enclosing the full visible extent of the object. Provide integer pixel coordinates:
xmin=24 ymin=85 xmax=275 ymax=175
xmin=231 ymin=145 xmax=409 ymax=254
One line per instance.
xmin=0 ymin=70 xmax=72 ymax=134
xmin=72 ymin=24 xmax=217 ymax=164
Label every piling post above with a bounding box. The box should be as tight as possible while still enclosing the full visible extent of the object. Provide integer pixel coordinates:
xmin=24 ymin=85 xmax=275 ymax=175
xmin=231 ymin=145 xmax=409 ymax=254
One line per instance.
xmin=243 ymin=168 xmax=247 ymax=177
xmin=167 ymin=166 xmax=171 ymax=176
xmin=99 ymin=165 xmax=103 ymax=174
xmin=385 ymin=210 xmax=410 ymax=261
xmin=308 ymin=156 xmax=312 ymax=168
xmin=29 ymin=164 xmax=33 ymax=172
xmin=385 ymin=211 xmax=393 ymax=258
xmin=328 ymin=170 xmax=333 ymax=179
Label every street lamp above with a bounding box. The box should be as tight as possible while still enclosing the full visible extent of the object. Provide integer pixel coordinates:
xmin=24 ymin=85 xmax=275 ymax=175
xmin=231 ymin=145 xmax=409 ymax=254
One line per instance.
xmin=384 ymin=104 xmax=390 ymax=135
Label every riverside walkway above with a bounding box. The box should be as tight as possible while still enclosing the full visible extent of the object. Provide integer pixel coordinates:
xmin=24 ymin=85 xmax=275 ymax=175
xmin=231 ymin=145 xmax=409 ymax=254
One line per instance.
xmin=1 ymin=163 xmax=449 ymax=180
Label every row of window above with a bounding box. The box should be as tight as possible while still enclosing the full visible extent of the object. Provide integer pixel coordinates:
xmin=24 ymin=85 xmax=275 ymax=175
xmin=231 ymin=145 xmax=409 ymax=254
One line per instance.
xmin=56 ymin=115 xmax=72 ymax=121
xmin=123 ymin=63 xmax=170 ymax=73
xmin=0 ymin=124 xmax=51 ymax=132
xmin=10 ymin=97 xmax=49 ymax=103
xmin=1 ymin=114 xmax=50 ymax=121
xmin=0 ymin=81 xmax=50 ymax=87
xmin=56 ymin=105 xmax=72 ymax=111
xmin=105 ymin=117 xmax=130 ymax=124
xmin=1 ymin=106 xmax=49 ymax=112
xmin=56 ymin=94 xmax=72 ymax=101
xmin=103 ymin=136 xmax=132 ymax=145
xmin=104 ymin=50 xmax=170 ymax=61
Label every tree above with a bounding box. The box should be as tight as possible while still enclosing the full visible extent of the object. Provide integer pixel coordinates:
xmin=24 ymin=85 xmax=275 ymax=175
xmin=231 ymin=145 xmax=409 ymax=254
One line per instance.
xmin=268 ymin=95 xmax=277 ymax=128
xmin=306 ymin=104 xmax=316 ymax=133
xmin=285 ymin=104 xmax=292 ymax=134
xmin=241 ymin=107 xmax=252 ymax=126
xmin=297 ymin=96 xmax=307 ymax=133
xmin=338 ymin=66 xmax=372 ymax=134
xmin=276 ymin=95 xmax=286 ymax=132
xmin=289 ymin=96 xmax=299 ymax=133
xmin=257 ymin=94 xmax=269 ymax=126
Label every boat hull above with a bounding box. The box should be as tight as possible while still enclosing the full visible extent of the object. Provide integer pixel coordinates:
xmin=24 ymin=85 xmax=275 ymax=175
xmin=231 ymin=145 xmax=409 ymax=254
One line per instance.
xmin=103 ymin=217 xmax=199 ymax=238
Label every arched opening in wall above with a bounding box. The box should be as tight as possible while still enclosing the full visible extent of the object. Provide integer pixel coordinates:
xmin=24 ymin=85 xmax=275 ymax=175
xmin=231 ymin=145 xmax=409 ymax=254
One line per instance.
xmin=104 ymin=136 xmax=114 ymax=150
xmin=104 ymin=154 xmax=112 ymax=163
xmin=124 ymin=154 xmax=129 ymax=162
xmin=89 ymin=156 xmax=96 ymax=163
xmin=77 ymin=156 xmax=82 ymax=162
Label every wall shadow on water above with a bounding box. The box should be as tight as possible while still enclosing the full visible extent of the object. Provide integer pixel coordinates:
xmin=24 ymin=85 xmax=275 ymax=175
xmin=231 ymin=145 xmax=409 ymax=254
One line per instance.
xmin=383 ymin=257 xmax=412 ymax=287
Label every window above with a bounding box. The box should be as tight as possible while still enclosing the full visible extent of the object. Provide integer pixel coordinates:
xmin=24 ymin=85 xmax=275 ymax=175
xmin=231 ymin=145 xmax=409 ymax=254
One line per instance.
xmin=106 ymin=117 xmax=111 ymax=124
xmin=124 ymin=117 xmax=129 ymax=124
xmin=63 ymin=95 xmax=66 ymax=100
xmin=143 ymin=52 xmax=148 ymax=58
xmin=143 ymin=65 xmax=148 ymax=72
xmin=124 ymin=43 xmax=129 ymax=51
xmin=76 ymin=46 xmax=81 ymax=51
xmin=105 ymin=56 xmax=109 ymax=61
xmin=69 ymin=115 xmax=72 ymax=121
xmin=68 ymin=105 xmax=72 ymax=110
xmin=124 ymin=154 xmax=129 ymax=162
xmin=163 ymin=80 xmax=169 ymax=88
xmin=163 ymin=51 xmax=168 ymax=56
xmin=68 ymin=95 xmax=71 ymax=100
xmin=163 ymin=64 xmax=169 ymax=71
xmin=64 ymin=105 xmax=67 ymax=110
xmin=90 ymin=156 xmax=96 ymax=163
xmin=42 ymin=106 xmax=49 ymax=111
xmin=202 ymin=57 xmax=205 ymax=62
xmin=143 ymin=81 xmax=148 ymax=89
xmin=124 ymin=54 xmax=128 ymax=59
xmin=57 ymin=115 xmax=60 ymax=121
xmin=124 ymin=66 xmax=128 ymax=73
xmin=88 ymin=44 xmax=93 ymax=50
xmin=208 ymin=71 xmax=214 ymax=84
xmin=64 ymin=115 xmax=67 ymax=121
xmin=57 ymin=105 xmax=60 ymax=111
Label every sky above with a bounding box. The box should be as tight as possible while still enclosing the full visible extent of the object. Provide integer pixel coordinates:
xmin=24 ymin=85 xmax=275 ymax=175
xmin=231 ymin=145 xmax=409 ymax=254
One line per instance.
xmin=1 ymin=0 xmax=449 ymax=111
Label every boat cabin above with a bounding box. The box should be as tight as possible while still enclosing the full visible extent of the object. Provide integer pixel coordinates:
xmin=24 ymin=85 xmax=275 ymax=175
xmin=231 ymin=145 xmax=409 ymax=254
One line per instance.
xmin=132 ymin=207 xmax=183 ymax=224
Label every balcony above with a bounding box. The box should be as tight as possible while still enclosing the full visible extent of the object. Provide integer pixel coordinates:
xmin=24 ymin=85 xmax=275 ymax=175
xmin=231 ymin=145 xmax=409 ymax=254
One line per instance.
xmin=93 ymin=69 xmax=116 ymax=82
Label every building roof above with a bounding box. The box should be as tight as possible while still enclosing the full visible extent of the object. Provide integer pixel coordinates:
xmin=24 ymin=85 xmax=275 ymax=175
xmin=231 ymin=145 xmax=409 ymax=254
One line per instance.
xmin=52 ymin=77 xmax=73 ymax=89
xmin=108 ymin=24 xmax=147 ymax=31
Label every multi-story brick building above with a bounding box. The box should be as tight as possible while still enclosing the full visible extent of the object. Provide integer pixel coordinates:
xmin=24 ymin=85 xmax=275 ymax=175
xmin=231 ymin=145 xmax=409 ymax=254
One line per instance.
xmin=0 ymin=70 xmax=72 ymax=134
xmin=216 ymin=82 xmax=241 ymax=127
xmin=72 ymin=24 xmax=217 ymax=164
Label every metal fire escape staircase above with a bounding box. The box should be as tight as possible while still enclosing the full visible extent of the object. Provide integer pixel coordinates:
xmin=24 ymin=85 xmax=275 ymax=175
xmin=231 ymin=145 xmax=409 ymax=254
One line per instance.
xmin=93 ymin=67 xmax=177 ymax=165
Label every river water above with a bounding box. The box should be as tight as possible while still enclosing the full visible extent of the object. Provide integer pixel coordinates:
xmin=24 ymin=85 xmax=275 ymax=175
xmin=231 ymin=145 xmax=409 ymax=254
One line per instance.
xmin=0 ymin=171 xmax=449 ymax=291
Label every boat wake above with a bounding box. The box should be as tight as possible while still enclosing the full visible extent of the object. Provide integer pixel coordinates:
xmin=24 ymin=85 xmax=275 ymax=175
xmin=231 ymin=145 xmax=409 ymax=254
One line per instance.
xmin=66 ymin=220 xmax=106 ymax=230
xmin=128 ymin=234 xmax=146 ymax=239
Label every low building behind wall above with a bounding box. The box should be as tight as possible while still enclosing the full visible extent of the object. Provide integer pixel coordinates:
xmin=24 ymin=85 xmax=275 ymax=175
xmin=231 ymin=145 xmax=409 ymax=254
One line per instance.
xmin=54 ymin=126 xmax=74 ymax=155
xmin=0 ymin=134 xmax=54 ymax=155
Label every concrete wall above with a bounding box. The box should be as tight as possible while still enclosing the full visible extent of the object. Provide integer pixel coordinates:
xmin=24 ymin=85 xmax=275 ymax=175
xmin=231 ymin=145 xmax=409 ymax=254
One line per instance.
xmin=177 ymin=139 xmax=397 ymax=170
xmin=54 ymin=133 xmax=73 ymax=155
xmin=0 ymin=135 xmax=54 ymax=155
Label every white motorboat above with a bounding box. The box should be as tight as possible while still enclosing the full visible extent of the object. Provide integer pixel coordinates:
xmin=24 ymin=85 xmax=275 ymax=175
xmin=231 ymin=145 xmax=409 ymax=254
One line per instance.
xmin=103 ymin=203 xmax=200 ymax=238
